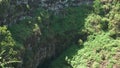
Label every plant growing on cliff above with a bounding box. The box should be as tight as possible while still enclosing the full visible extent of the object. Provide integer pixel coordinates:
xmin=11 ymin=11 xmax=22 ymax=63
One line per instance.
xmin=65 ymin=0 xmax=120 ymax=68
xmin=0 ymin=26 xmax=21 ymax=68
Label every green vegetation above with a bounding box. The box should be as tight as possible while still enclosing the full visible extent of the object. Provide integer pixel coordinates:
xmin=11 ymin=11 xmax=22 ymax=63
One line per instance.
xmin=67 ymin=33 xmax=120 ymax=68
xmin=49 ymin=0 xmax=120 ymax=68
xmin=9 ymin=18 xmax=36 ymax=43
xmin=0 ymin=0 xmax=120 ymax=68
xmin=0 ymin=26 xmax=21 ymax=68
xmin=6 ymin=4 xmax=91 ymax=68
xmin=49 ymin=45 xmax=79 ymax=68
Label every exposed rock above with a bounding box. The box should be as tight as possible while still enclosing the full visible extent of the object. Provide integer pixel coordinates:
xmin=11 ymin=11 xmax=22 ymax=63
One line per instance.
xmin=0 ymin=0 xmax=93 ymax=25
xmin=0 ymin=0 xmax=93 ymax=68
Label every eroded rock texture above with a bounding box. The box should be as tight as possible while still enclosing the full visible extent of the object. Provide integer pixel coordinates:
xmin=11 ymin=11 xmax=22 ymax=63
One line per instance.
xmin=0 ymin=0 xmax=93 ymax=68
xmin=0 ymin=0 xmax=93 ymax=25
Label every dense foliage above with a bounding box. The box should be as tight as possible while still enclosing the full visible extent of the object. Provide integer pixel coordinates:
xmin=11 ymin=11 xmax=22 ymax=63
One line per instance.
xmin=49 ymin=0 xmax=120 ymax=68
xmin=0 ymin=1 xmax=91 ymax=68
xmin=0 ymin=0 xmax=120 ymax=68
xmin=70 ymin=0 xmax=120 ymax=68
xmin=0 ymin=26 xmax=20 ymax=68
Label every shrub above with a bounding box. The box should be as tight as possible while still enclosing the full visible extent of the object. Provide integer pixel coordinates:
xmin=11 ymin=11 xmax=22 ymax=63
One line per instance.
xmin=0 ymin=26 xmax=20 ymax=68
xmin=84 ymin=13 xmax=102 ymax=34
xmin=66 ymin=0 xmax=120 ymax=68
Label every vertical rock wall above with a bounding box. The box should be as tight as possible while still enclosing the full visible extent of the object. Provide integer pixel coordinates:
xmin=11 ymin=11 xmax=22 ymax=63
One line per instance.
xmin=22 ymin=33 xmax=56 ymax=68
xmin=0 ymin=0 xmax=93 ymax=68
xmin=0 ymin=0 xmax=93 ymax=25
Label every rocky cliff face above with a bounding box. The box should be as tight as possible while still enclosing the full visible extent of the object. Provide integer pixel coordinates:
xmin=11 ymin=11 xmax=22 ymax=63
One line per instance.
xmin=0 ymin=0 xmax=93 ymax=68
xmin=21 ymin=28 xmax=70 ymax=68
xmin=22 ymin=32 xmax=56 ymax=68
xmin=0 ymin=0 xmax=93 ymax=25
